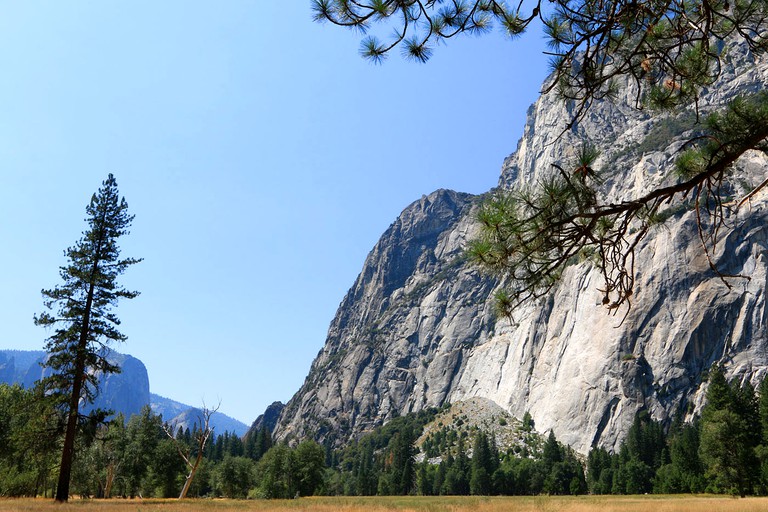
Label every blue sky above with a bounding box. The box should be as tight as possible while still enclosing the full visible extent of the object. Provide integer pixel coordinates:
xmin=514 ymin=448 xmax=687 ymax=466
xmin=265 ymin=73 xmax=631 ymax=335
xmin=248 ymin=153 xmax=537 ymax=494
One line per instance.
xmin=0 ymin=1 xmax=549 ymax=425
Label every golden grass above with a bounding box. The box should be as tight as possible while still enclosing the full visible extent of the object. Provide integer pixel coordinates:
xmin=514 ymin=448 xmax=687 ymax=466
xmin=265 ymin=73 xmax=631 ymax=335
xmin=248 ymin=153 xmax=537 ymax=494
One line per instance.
xmin=0 ymin=495 xmax=767 ymax=512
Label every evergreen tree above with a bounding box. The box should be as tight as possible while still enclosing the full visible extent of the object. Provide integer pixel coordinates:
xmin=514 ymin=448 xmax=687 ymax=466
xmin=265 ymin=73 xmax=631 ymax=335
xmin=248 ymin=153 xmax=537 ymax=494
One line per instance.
xmin=522 ymin=411 xmax=535 ymax=432
xmin=123 ymin=406 xmax=161 ymax=497
xmin=433 ymin=460 xmax=446 ymax=495
xmin=540 ymin=432 xmax=586 ymax=495
xmin=417 ymin=461 xmax=429 ymax=496
xmin=258 ymin=426 xmax=273 ymax=459
xmin=699 ymin=365 xmax=760 ymax=496
xmin=387 ymin=427 xmax=415 ymax=495
xmin=661 ymin=419 xmax=704 ymax=493
xmin=757 ymin=376 xmax=768 ymax=491
xmin=587 ymin=447 xmax=613 ymax=494
xmin=470 ymin=431 xmax=493 ymax=495
xmin=245 ymin=425 xmax=273 ymax=462
xmin=453 ymin=434 xmax=471 ymax=495
xmin=760 ymin=376 xmax=768 ymax=441
xmin=354 ymin=441 xmax=377 ymax=496
xmin=34 ymin=174 xmax=140 ymax=502
xmin=704 ymin=365 xmax=733 ymax=416
xmin=244 ymin=430 xmax=258 ymax=461
xmin=542 ymin=431 xmax=562 ymax=470
xmin=733 ymin=381 xmax=761 ymax=451
xmin=442 ymin=462 xmax=464 ymax=495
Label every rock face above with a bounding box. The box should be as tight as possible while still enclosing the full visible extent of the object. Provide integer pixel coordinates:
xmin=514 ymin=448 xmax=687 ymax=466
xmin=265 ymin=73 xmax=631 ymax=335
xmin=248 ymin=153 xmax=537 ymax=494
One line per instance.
xmin=0 ymin=349 xmax=248 ymax=435
xmin=273 ymin=43 xmax=768 ymax=454
xmin=0 ymin=349 xmax=150 ymax=419
xmin=275 ymin=189 xmax=499 ymax=444
xmin=0 ymin=350 xmax=42 ymax=385
xmin=247 ymin=401 xmax=285 ymax=437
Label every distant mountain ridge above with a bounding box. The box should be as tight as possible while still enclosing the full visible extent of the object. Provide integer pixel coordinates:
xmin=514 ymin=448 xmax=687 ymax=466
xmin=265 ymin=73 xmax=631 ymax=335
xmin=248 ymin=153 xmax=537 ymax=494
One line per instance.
xmin=0 ymin=349 xmax=150 ymax=420
xmin=151 ymin=393 xmax=249 ymax=436
xmin=0 ymin=349 xmax=248 ymax=436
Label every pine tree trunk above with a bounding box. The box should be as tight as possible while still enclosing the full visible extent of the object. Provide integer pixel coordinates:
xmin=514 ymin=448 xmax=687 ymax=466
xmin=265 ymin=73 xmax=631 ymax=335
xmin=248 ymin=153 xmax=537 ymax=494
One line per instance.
xmin=54 ymin=278 xmax=97 ymax=502
xmin=55 ymin=348 xmax=86 ymax=502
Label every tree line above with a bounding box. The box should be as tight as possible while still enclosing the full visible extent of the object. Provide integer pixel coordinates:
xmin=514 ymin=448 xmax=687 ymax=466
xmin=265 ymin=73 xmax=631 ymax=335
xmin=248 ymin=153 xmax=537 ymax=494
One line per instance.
xmin=4 ymin=363 xmax=768 ymax=498
xmin=323 ymin=406 xmax=585 ymax=496
xmin=322 ymin=365 xmax=768 ymax=498
xmin=588 ymin=365 xmax=768 ymax=497
xmin=0 ymin=384 xmax=325 ymax=499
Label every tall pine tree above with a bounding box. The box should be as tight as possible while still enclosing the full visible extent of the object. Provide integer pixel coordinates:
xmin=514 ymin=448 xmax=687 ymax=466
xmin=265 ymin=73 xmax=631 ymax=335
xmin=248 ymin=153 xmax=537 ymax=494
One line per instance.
xmin=699 ymin=365 xmax=760 ymax=496
xmin=35 ymin=174 xmax=140 ymax=502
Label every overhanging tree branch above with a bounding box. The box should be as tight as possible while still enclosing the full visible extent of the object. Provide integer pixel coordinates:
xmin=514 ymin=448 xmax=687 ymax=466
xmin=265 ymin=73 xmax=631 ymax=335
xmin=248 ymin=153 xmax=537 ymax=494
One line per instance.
xmin=469 ymin=91 xmax=768 ymax=317
xmin=316 ymin=0 xmax=768 ymax=317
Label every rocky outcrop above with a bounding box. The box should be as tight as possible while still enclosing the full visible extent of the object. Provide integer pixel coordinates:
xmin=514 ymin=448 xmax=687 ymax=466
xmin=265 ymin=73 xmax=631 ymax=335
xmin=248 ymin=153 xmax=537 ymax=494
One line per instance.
xmin=273 ymin=42 xmax=768 ymax=454
xmin=275 ymin=189 xmax=499 ymax=444
xmin=0 ymin=349 xmax=248 ymax=435
xmin=94 ymin=351 xmax=151 ymax=419
xmin=0 ymin=350 xmax=42 ymax=385
xmin=247 ymin=401 xmax=285 ymax=437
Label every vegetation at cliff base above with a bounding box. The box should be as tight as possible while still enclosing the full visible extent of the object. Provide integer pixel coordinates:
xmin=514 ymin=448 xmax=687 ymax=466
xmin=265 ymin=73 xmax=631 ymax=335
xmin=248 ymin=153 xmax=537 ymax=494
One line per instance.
xmin=4 ymin=364 xmax=768 ymax=499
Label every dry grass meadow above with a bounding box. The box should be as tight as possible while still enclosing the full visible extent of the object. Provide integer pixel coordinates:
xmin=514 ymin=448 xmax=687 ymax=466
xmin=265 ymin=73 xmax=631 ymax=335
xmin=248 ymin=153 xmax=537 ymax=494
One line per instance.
xmin=1 ymin=495 xmax=768 ymax=512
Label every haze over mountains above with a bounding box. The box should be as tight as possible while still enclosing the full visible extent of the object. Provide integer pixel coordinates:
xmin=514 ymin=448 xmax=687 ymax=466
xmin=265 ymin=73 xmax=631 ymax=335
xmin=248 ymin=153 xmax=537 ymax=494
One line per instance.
xmin=0 ymin=349 xmax=248 ymax=436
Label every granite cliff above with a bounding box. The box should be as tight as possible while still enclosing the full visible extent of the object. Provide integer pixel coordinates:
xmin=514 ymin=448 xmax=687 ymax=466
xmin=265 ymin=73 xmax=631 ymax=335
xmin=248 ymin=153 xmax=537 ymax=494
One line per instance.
xmin=0 ymin=349 xmax=150 ymax=419
xmin=272 ymin=42 xmax=768 ymax=454
xmin=0 ymin=349 xmax=248 ymax=435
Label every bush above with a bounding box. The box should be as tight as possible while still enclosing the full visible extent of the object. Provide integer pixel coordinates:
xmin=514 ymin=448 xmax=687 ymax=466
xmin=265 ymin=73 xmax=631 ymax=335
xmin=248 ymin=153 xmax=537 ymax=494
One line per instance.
xmin=0 ymin=465 xmax=37 ymax=497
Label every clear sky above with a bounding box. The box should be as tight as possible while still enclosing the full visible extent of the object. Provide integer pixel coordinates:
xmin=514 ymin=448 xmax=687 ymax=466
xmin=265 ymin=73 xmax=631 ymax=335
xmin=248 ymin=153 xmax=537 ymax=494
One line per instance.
xmin=0 ymin=1 xmax=549 ymax=426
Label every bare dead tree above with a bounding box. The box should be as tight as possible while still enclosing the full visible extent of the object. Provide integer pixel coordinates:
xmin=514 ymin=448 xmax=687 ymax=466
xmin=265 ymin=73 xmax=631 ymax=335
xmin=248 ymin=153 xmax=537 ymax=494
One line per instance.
xmin=163 ymin=401 xmax=220 ymax=499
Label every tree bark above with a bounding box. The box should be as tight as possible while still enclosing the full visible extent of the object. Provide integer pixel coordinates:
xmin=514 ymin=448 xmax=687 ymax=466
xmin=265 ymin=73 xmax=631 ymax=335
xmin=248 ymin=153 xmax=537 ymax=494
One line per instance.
xmin=54 ymin=232 xmax=102 ymax=502
xmin=178 ymin=452 xmax=204 ymax=500
xmin=54 ymin=306 xmax=91 ymax=502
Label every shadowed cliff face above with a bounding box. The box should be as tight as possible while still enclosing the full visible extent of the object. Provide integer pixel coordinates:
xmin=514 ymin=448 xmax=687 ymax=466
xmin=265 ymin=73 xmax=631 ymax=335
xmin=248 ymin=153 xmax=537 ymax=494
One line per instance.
xmin=1 ymin=349 xmax=249 ymax=435
xmin=274 ymin=44 xmax=768 ymax=453
xmin=0 ymin=349 xmax=151 ymax=420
